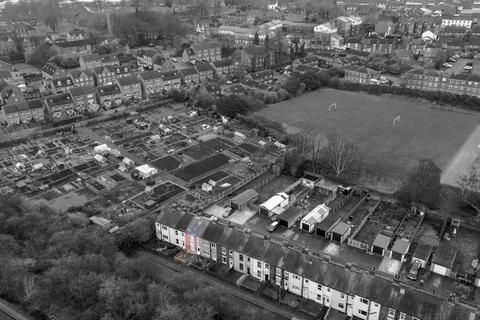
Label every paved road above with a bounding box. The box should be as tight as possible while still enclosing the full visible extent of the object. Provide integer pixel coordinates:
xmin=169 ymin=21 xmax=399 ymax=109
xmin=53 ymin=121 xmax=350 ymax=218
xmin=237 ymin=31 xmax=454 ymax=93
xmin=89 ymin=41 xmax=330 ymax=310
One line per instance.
xmin=142 ymin=250 xmax=313 ymax=320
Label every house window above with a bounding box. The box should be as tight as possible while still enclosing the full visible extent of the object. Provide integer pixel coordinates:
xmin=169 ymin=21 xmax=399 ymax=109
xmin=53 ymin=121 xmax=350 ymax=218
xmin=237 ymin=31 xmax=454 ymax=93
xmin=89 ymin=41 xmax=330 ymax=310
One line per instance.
xmin=317 ymin=294 xmax=322 ymax=301
xmin=359 ymin=310 xmax=367 ymax=316
xmin=318 ymin=284 xmax=322 ymax=291
xmin=305 ymin=279 xmax=309 ymax=283
xmin=257 ymin=270 xmax=261 ymax=278
xmin=326 ymin=288 xmax=331 ymax=292
xmin=222 ymin=256 xmax=227 ymax=264
xmin=239 ymin=254 xmax=244 ymax=262
xmin=338 ymin=303 xmax=344 ymax=309
xmin=399 ymin=313 xmax=406 ymax=320
xmin=340 ymin=293 xmax=345 ymax=299
xmin=360 ymin=298 xmax=368 ymax=304
xmin=229 ymin=250 xmax=233 ymax=256
xmin=211 ymin=243 xmax=216 ymax=249
xmin=175 ymin=239 xmax=179 ymax=244
xmin=388 ymin=309 xmax=396 ymax=317
xmin=162 ymin=226 xmax=168 ymax=230
xmin=239 ymin=263 xmax=244 ymax=271
xmin=265 ymin=264 xmax=269 ymax=269
xmin=257 ymin=261 xmax=261 ymax=268
xmin=175 ymin=231 xmax=178 ymax=235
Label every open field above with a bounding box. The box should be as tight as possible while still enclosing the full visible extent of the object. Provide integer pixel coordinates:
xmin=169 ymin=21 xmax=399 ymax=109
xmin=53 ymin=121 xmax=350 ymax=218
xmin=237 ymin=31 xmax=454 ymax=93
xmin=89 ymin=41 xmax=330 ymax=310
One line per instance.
xmin=258 ymin=88 xmax=480 ymax=192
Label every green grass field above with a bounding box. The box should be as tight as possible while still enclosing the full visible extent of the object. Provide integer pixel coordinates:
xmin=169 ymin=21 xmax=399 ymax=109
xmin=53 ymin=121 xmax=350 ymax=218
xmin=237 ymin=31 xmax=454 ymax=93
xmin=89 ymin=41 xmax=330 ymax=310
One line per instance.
xmin=258 ymin=88 xmax=480 ymax=192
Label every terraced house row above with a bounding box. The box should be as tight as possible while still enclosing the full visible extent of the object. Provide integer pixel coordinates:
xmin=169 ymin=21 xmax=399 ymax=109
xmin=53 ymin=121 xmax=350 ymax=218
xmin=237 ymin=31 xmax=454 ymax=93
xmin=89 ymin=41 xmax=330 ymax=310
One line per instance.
xmin=403 ymin=69 xmax=480 ymax=97
xmin=155 ymin=209 xmax=474 ymax=320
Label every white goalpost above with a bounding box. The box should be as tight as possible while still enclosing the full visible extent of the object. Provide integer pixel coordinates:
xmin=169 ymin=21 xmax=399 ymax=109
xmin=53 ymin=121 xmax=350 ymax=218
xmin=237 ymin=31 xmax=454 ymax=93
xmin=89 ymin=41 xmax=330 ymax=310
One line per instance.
xmin=329 ymin=103 xmax=337 ymax=112
xmin=393 ymin=115 xmax=401 ymax=126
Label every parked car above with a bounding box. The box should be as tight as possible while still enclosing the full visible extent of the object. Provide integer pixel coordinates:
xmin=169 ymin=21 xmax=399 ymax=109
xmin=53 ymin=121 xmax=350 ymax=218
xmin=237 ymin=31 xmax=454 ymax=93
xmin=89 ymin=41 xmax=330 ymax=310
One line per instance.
xmin=453 ymin=54 xmax=460 ymax=59
xmin=442 ymin=63 xmax=452 ymax=68
xmin=408 ymin=260 xmax=421 ymax=281
xmin=172 ymin=58 xmax=177 ymax=62
xmin=464 ymin=65 xmax=473 ymax=70
xmin=266 ymin=220 xmax=280 ymax=233
xmin=448 ymin=57 xmax=457 ymax=62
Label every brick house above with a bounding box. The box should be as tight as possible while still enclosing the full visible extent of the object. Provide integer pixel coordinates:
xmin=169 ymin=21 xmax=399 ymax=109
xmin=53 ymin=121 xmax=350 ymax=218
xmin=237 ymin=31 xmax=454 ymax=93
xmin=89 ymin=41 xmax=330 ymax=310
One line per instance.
xmin=343 ymin=66 xmax=376 ymax=84
xmin=0 ymin=80 xmax=26 ymax=106
xmin=69 ymin=86 xmax=98 ymax=112
xmin=161 ymin=70 xmax=182 ymax=91
xmin=80 ymin=54 xmax=103 ymax=70
xmin=44 ymin=93 xmax=76 ymax=120
xmin=139 ymin=71 xmax=164 ymax=98
xmin=240 ymin=45 xmax=275 ymax=72
xmin=96 ymin=84 xmax=123 ymax=108
xmin=194 ymin=62 xmax=214 ymax=82
xmin=249 ymin=70 xmax=275 ymax=84
xmin=182 ymin=41 xmax=222 ymax=63
xmin=94 ymin=65 xmax=132 ymax=86
xmin=70 ymin=70 xmax=95 ymax=87
xmin=117 ymin=76 xmax=142 ymax=101
xmin=1 ymin=99 xmax=44 ymax=125
xmin=26 ymin=99 xmax=45 ymax=122
xmin=2 ymin=104 xmax=21 ymax=125
xmin=52 ymin=76 xmax=74 ymax=94
xmin=179 ymin=67 xmax=199 ymax=86
xmin=41 ymin=63 xmax=66 ymax=87
xmin=211 ymin=59 xmax=237 ymax=78
xmin=137 ymin=49 xmax=161 ymax=66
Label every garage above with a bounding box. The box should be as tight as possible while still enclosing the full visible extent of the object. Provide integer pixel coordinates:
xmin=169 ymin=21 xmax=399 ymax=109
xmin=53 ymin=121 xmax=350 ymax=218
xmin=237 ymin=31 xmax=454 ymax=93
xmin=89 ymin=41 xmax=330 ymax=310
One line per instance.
xmin=330 ymin=221 xmax=351 ymax=244
xmin=430 ymin=242 xmax=457 ymax=277
xmin=391 ymin=238 xmax=410 ymax=262
xmin=371 ymin=234 xmax=391 ymax=256
xmin=278 ymin=206 xmax=305 ymax=228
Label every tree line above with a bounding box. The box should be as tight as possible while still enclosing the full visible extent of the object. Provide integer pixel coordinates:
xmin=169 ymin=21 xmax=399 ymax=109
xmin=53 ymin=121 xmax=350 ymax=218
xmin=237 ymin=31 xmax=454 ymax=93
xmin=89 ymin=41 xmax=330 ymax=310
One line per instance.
xmin=0 ymin=196 xmax=267 ymax=320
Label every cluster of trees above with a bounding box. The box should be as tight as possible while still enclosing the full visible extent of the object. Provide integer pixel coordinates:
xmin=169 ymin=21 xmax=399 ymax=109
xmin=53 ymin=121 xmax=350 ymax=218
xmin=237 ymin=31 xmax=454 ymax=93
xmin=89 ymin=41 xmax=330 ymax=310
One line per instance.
xmin=365 ymin=54 xmax=408 ymax=75
xmin=216 ymin=94 xmax=265 ymax=118
xmin=111 ymin=11 xmax=185 ymax=47
xmin=304 ymin=0 xmax=344 ymax=22
xmin=285 ymin=131 xmax=359 ymax=178
xmin=282 ymin=69 xmax=341 ymax=97
xmin=236 ymin=114 xmax=287 ymax=141
xmin=0 ymin=196 xmax=268 ymax=320
xmin=3 ymin=0 xmax=61 ymax=31
xmin=398 ymin=159 xmax=442 ymax=209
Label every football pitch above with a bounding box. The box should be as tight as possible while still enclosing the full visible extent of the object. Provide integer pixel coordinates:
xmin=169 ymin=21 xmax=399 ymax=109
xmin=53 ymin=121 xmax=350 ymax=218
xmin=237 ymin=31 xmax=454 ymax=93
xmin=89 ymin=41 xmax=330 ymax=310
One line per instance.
xmin=258 ymin=88 xmax=480 ymax=192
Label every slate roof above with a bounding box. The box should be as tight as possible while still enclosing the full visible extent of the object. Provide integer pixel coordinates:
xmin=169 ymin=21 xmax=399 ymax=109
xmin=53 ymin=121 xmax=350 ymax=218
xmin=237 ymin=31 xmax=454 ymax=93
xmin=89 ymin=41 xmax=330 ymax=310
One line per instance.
xmin=26 ymin=99 xmax=43 ymax=110
xmin=117 ymin=76 xmax=140 ymax=86
xmin=69 ymin=85 xmax=95 ymax=97
xmin=432 ymin=242 xmax=457 ymax=268
xmin=140 ymin=70 xmax=163 ymax=81
xmin=212 ymin=59 xmax=234 ymax=68
xmin=45 ymin=93 xmax=73 ymax=107
xmin=96 ymin=84 xmax=121 ymax=96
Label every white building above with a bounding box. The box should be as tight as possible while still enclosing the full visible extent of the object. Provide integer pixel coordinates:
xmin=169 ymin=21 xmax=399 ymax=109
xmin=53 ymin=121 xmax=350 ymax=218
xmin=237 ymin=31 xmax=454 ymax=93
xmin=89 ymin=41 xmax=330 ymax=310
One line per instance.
xmin=135 ymin=164 xmax=158 ymax=179
xmin=258 ymin=192 xmax=289 ymax=217
xmin=441 ymin=17 xmax=473 ymax=29
xmin=300 ymin=204 xmax=330 ymax=233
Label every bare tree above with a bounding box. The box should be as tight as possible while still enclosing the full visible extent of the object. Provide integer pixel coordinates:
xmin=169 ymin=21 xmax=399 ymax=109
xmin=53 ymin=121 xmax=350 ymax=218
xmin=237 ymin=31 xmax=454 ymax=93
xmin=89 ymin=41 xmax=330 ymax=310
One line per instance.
xmin=457 ymin=155 xmax=480 ymax=217
xmin=322 ymin=135 xmax=358 ymax=177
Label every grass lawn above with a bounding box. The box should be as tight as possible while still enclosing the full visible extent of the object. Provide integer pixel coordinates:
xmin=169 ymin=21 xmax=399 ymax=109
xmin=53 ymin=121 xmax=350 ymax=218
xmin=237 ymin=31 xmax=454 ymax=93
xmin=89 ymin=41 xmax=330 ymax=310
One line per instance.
xmin=258 ymin=88 xmax=480 ymax=192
